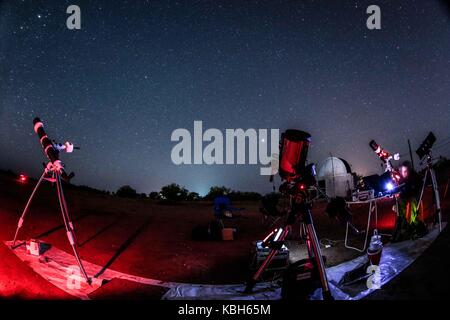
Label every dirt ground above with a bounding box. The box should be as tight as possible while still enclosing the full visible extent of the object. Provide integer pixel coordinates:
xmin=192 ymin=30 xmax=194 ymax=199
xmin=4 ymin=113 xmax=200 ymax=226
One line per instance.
xmin=0 ymin=171 xmax=447 ymax=299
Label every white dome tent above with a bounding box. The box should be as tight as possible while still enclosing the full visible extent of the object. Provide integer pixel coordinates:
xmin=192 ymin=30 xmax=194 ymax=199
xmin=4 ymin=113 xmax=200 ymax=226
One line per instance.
xmin=317 ymin=157 xmax=354 ymax=198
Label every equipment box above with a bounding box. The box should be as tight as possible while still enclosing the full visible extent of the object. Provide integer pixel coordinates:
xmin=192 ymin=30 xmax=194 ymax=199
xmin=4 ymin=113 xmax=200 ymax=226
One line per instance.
xmin=252 ymin=240 xmax=289 ymax=271
xmin=222 ymin=228 xmax=234 ymax=241
xmin=352 ymin=189 xmax=375 ymax=202
xmin=26 ymin=239 xmax=45 ymax=256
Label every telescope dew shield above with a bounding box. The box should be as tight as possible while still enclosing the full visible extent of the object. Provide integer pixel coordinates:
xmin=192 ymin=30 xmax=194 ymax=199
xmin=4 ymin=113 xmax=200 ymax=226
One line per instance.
xmin=279 ymin=130 xmax=311 ymax=181
xmin=33 ymin=117 xmax=60 ymax=163
xmin=369 ymin=140 xmax=379 ymax=152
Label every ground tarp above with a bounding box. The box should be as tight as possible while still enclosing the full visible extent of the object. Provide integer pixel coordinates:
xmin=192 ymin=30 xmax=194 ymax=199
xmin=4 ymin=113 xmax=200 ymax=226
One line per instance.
xmin=3 ymin=224 xmax=445 ymax=300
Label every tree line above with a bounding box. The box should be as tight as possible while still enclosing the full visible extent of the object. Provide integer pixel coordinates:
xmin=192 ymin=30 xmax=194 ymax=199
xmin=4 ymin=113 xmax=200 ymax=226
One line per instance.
xmin=116 ymin=184 xmax=262 ymax=202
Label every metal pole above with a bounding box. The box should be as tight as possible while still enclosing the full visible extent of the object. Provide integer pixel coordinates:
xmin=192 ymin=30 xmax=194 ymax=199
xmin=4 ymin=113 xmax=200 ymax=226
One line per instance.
xmin=444 ymin=178 xmax=449 ymax=200
xmin=56 ymin=173 xmax=91 ymax=284
xmin=330 ymin=153 xmax=336 ymax=198
xmin=408 ymin=139 xmax=415 ymax=171
xmin=417 ymin=169 xmax=428 ymax=213
xmin=12 ymin=170 xmax=46 ymax=248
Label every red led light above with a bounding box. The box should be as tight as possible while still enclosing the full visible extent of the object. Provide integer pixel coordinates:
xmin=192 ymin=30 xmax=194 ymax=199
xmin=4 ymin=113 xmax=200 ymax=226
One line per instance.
xmin=19 ymin=174 xmax=28 ymax=183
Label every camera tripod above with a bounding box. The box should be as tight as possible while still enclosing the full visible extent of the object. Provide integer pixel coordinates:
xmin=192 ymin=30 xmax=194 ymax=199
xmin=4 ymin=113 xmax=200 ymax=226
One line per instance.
xmin=417 ymin=152 xmax=442 ymax=232
xmin=12 ymin=161 xmax=91 ymax=284
xmin=245 ymin=194 xmax=333 ymax=300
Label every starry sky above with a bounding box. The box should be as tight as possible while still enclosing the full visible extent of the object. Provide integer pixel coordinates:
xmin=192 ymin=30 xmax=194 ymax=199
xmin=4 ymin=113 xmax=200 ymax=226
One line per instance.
xmin=0 ymin=0 xmax=449 ymax=195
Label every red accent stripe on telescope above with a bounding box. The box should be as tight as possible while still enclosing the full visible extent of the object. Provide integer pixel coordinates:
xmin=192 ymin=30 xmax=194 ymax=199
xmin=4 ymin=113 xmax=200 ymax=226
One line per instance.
xmin=40 ymin=135 xmax=48 ymax=144
xmin=34 ymin=122 xmax=43 ymax=134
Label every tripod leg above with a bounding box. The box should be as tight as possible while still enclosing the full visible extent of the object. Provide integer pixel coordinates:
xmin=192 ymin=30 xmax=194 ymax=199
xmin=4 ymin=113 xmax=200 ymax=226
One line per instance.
xmin=56 ymin=173 xmax=91 ymax=285
xmin=444 ymin=178 xmax=449 ymax=200
xmin=429 ymin=168 xmax=442 ymax=232
xmin=306 ymin=224 xmax=332 ymax=298
xmin=417 ymin=170 xmax=428 ymax=213
xmin=304 ymin=210 xmax=333 ymax=300
xmin=303 ymin=223 xmax=313 ymax=258
xmin=12 ymin=171 xmax=46 ymax=248
xmin=245 ymin=228 xmax=289 ymax=293
xmin=57 ymin=177 xmax=79 ymax=246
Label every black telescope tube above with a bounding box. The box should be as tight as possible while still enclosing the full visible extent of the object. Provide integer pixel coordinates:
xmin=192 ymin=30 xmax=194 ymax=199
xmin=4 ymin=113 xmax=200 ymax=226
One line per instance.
xmin=369 ymin=140 xmax=379 ymax=152
xmin=33 ymin=117 xmax=60 ymax=163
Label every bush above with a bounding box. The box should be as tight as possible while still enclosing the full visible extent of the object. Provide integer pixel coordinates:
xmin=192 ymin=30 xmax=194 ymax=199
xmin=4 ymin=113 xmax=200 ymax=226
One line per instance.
xmin=205 ymin=186 xmax=261 ymax=201
xmin=149 ymin=191 xmax=160 ymax=200
xmin=187 ymin=192 xmax=201 ymax=201
xmin=116 ymin=185 xmax=138 ymax=198
xmin=160 ymin=183 xmax=188 ymax=202
xmin=205 ymin=186 xmax=231 ymax=200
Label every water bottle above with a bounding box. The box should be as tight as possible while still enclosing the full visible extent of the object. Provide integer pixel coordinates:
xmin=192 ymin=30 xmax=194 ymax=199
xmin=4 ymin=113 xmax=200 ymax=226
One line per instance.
xmin=367 ymin=230 xmax=383 ymax=265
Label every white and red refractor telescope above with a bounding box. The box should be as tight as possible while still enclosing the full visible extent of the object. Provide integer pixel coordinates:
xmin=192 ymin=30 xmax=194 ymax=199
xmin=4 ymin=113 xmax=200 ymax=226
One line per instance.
xmin=369 ymin=140 xmax=400 ymax=172
xmin=33 ymin=117 xmax=78 ymax=181
xmin=12 ymin=117 xmax=91 ymax=285
xmin=369 ymin=140 xmax=402 ymax=191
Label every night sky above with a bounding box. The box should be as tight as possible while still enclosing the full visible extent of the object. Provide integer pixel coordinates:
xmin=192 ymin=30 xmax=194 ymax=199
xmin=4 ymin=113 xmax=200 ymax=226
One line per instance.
xmin=0 ymin=0 xmax=449 ymax=195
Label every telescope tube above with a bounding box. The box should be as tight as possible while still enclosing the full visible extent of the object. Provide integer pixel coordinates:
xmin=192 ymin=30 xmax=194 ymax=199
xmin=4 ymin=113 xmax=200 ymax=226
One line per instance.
xmin=369 ymin=140 xmax=380 ymax=152
xmin=33 ymin=117 xmax=60 ymax=163
xmin=33 ymin=117 xmax=73 ymax=181
xmin=369 ymin=139 xmax=391 ymax=160
xmin=279 ymin=130 xmax=311 ymax=181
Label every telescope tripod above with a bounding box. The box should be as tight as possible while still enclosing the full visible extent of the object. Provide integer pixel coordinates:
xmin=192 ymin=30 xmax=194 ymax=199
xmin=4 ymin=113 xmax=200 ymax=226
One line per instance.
xmin=12 ymin=161 xmax=91 ymax=284
xmin=418 ymin=154 xmax=442 ymax=232
xmin=245 ymin=199 xmax=333 ymax=300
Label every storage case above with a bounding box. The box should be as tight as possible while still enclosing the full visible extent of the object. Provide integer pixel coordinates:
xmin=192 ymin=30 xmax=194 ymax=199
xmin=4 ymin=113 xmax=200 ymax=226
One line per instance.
xmin=253 ymin=240 xmax=289 ymax=271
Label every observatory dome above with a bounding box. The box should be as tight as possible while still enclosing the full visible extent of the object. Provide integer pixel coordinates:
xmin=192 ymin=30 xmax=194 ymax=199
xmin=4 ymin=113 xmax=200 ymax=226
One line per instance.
xmin=317 ymin=157 xmax=351 ymax=179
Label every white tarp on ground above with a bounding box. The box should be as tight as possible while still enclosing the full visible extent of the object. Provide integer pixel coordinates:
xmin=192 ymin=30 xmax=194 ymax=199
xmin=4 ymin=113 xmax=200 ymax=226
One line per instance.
xmin=3 ymin=240 xmax=174 ymax=300
xmin=4 ymin=224 xmax=445 ymax=300
xmin=325 ymin=224 xmax=445 ymax=300
xmin=162 ymin=224 xmax=444 ymax=300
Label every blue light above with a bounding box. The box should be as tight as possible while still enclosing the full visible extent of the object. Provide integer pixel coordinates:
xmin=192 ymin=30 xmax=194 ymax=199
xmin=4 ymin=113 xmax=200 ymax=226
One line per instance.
xmin=385 ymin=182 xmax=394 ymax=191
